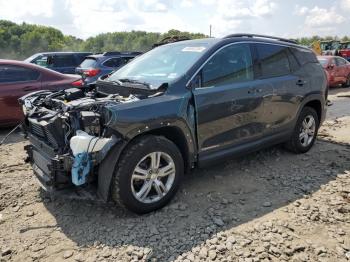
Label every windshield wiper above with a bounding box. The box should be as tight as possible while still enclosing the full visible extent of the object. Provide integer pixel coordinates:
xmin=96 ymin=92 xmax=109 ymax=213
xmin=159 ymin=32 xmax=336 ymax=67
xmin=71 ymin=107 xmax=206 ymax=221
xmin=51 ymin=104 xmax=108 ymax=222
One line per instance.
xmin=108 ymin=79 xmax=123 ymax=85
xmin=119 ymin=78 xmax=151 ymax=88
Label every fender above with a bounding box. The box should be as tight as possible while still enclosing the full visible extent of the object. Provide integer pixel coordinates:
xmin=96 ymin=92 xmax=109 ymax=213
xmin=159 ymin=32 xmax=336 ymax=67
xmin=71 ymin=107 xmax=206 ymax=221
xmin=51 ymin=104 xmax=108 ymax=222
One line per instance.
xmin=97 ymin=99 xmax=197 ymax=202
xmin=296 ymin=92 xmax=326 ymax=124
xmin=97 ymin=140 xmax=128 ymax=201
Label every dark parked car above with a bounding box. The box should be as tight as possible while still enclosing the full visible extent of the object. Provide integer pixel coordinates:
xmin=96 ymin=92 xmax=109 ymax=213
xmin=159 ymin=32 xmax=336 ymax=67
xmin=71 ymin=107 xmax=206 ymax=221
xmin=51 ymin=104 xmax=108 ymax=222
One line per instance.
xmin=0 ymin=59 xmax=83 ymax=126
xmin=25 ymin=52 xmax=92 ymax=74
xmin=317 ymin=55 xmax=350 ymax=87
xmin=20 ymin=34 xmax=327 ymax=213
xmin=75 ymin=52 xmax=142 ymax=85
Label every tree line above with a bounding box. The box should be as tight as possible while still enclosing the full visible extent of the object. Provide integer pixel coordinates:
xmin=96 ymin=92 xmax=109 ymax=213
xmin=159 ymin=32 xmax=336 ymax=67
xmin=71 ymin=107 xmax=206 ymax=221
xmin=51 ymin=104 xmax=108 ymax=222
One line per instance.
xmin=1 ymin=20 xmax=350 ymax=60
xmin=0 ymin=20 xmax=206 ymax=59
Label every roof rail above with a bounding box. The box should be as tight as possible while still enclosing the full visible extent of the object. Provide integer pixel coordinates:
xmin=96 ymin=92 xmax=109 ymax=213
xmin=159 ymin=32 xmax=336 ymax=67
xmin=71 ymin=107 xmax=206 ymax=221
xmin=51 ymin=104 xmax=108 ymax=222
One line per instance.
xmin=224 ymin=33 xmax=298 ymax=44
xmin=152 ymin=36 xmax=191 ymax=48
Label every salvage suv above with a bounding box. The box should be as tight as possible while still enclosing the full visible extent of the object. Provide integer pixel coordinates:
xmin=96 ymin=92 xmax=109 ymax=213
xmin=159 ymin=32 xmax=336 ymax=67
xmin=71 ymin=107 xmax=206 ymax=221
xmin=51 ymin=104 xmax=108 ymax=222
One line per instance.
xmin=20 ymin=34 xmax=327 ymax=214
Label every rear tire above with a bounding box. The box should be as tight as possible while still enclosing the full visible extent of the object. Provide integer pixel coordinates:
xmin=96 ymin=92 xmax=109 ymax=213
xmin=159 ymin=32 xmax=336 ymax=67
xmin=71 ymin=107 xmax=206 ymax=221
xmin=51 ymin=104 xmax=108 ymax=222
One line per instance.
xmin=112 ymin=135 xmax=184 ymax=214
xmin=343 ymin=74 xmax=350 ymax=88
xmin=285 ymin=107 xmax=319 ymax=154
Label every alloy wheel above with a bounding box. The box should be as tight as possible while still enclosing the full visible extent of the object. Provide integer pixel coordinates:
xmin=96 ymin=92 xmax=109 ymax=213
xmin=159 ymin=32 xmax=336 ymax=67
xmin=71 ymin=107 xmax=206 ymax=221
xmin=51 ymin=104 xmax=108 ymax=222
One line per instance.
xmin=299 ymin=115 xmax=316 ymax=147
xmin=131 ymin=152 xmax=176 ymax=204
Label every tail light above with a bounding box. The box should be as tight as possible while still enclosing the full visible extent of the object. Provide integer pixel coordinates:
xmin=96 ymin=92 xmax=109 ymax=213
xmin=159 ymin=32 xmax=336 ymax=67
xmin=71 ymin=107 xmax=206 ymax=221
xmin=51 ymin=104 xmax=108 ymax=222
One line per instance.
xmin=83 ymin=68 xmax=101 ymax=77
xmin=71 ymin=79 xmax=84 ymax=87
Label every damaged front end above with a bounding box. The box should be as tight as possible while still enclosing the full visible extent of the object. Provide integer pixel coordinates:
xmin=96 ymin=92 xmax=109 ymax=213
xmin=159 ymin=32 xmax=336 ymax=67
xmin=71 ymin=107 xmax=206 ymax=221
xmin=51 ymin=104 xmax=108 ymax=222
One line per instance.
xmin=19 ymin=83 xmax=159 ymax=199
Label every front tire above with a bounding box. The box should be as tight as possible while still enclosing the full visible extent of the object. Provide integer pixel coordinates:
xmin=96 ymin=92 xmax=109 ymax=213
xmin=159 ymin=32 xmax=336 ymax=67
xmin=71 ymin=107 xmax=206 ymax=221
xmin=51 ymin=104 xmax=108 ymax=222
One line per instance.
xmin=285 ymin=107 xmax=319 ymax=154
xmin=343 ymin=74 xmax=350 ymax=88
xmin=112 ymin=135 xmax=184 ymax=214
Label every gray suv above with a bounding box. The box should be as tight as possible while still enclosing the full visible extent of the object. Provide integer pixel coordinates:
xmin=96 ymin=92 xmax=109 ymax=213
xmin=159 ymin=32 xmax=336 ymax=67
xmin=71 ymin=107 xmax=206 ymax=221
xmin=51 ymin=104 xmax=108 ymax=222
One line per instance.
xmin=20 ymin=34 xmax=327 ymax=213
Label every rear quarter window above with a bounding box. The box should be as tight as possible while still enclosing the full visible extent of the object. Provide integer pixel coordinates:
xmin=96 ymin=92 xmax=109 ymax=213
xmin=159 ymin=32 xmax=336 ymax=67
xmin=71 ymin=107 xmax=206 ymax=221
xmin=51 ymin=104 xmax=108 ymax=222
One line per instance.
xmin=103 ymin=58 xmax=121 ymax=68
xmin=290 ymin=47 xmax=318 ymax=65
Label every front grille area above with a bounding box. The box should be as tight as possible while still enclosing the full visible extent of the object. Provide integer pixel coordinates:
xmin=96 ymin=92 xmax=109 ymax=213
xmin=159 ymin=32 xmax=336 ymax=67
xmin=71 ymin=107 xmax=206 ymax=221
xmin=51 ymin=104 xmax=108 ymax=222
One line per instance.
xmin=28 ymin=119 xmax=60 ymax=149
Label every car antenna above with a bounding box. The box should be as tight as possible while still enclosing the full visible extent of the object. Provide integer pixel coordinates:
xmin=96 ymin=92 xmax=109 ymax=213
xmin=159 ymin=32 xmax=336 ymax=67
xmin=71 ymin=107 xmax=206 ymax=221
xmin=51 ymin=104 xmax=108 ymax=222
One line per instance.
xmin=0 ymin=124 xmax=21 ymax=146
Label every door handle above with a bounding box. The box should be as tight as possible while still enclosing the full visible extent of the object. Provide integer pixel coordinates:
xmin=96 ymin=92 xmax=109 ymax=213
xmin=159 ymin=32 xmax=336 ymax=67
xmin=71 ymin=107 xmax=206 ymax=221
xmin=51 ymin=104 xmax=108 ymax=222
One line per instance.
xmin=248 ymin=88 xmax=263 ymax=94
xmin=296 ymin=80 xmax=306 ymax=86
xmin=23 ymin=86 xmax=37 ymax=92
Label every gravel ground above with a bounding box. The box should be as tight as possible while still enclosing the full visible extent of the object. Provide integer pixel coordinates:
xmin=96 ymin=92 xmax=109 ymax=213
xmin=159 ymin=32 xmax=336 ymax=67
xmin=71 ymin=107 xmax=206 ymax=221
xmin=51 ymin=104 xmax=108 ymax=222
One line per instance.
xmin=0 ymin=88 xmax=350 ymax=262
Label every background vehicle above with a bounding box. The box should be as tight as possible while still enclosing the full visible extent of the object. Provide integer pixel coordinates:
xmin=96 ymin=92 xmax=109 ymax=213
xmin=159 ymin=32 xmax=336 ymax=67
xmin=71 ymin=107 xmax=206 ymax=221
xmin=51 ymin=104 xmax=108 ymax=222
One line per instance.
xmin=311 ymin=40 xmax=322 ymax=55
xmin=25 ymin=52 xmax=92 ymax=74
xmin=317 ymin=55 xmax=350 ymax=87
xmin=338 ymin=41 xmax=350 ymax=61
xmin=320 ymin=40 xmax=340 ymax=56
xmin=75 ymin=52 xmax=142 ymax=85
xmin=0 ymin=59 xmax=83 ymax=126
xmin=21 ymin=34 xmax=327 ymax=213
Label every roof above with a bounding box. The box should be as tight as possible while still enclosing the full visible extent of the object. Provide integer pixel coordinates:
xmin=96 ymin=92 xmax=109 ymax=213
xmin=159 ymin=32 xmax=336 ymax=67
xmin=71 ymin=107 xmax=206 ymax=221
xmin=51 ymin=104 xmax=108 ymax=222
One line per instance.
xmin=86 ymin=52 xmax=142 ymax=59
xmin=32 ymin=51 xmax=92 ymax=56
xmin=317 ymin=56 xmax=335 ymax=59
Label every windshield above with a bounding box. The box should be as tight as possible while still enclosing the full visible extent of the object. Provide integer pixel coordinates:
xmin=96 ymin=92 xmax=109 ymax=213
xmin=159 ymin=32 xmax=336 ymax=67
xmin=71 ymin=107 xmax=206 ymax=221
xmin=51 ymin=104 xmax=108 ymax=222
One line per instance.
xmin=317 ymin=58 xmax=328 ymax=67
xmin=107 ymin=42 xmax=209 ymax=89
xmin=24 ymin=54 xmax=40 ymax=63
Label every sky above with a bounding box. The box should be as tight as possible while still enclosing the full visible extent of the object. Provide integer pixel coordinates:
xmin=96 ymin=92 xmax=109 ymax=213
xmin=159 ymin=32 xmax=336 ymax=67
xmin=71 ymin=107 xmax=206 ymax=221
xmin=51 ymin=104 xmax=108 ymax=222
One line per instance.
xmin=0 ymin=0 xmax=349 ymax=39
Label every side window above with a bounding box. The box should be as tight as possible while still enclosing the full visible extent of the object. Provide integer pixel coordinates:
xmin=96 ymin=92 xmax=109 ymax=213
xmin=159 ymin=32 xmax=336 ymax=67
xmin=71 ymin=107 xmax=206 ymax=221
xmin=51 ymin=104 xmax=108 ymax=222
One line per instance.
xmin=201 ymin=43 xmax=253 ymax=87
xmin=33 ymin=55 xmax=50 ymax=67
xmin=290 ymin=48 xmax=318 ymax=65
xmin=287 ymin=48 xmax=300 ymax=72
xmin=103 ymin=58 xmax=121 ymax=68
xmin=53 ymin=55 xmax=76 ymax=67
xmin=256 ymin=44 xmax=290 ymax=78
xmin=120 ymin=57 xmax=134 ymax=65
xmin=0 ymin=65 xmax=40 ymax=83
xmin=336 ymin=58 xmax=347 ymax=66
xmin=76 ymin=54 xmax=88 ymax=64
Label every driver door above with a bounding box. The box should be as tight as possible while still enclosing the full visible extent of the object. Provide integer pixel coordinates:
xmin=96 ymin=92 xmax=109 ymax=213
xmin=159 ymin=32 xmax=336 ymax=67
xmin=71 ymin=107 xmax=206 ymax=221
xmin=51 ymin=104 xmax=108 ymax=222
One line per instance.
xmin=191 ymin=43 xmax=267 ymax=159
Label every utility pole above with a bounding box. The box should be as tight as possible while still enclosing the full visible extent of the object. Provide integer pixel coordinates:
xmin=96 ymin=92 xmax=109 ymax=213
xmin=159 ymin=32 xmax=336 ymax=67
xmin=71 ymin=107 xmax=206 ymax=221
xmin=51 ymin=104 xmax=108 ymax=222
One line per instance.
xmin=209 ymin=25 xmax=212 ymax=37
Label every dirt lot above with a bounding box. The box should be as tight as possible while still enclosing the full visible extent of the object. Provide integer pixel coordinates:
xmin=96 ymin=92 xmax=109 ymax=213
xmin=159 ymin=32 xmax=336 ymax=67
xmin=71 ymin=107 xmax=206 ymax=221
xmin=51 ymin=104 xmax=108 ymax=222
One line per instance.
xmin=0 ymin=89 xmax=350 ymax=262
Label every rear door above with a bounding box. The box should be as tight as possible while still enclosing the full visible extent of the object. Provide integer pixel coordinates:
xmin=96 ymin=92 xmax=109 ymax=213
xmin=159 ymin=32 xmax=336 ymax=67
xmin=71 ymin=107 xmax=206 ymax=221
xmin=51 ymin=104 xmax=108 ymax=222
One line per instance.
xmin=335 ymin=57 xmax=349 ymax=83
xmin=0 ymin=65 xmax=41 ymax=124
xmin=192 ymin=43 xmax=266 ymax=156
xmin=254 ymin=43 xmax=302 ymax=135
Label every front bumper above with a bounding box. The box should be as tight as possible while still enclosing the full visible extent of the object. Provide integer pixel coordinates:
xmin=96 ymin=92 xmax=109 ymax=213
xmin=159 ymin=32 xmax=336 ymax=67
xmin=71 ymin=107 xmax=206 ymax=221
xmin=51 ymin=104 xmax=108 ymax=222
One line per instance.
xmin=25 ymin=134 xmax=72 ymax=192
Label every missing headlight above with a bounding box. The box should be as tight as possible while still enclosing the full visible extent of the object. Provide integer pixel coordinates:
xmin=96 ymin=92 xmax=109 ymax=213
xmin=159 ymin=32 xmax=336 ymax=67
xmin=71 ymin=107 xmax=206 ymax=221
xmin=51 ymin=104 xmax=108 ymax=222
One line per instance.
xmin=80 ymin=111 xmax=101 ymax=136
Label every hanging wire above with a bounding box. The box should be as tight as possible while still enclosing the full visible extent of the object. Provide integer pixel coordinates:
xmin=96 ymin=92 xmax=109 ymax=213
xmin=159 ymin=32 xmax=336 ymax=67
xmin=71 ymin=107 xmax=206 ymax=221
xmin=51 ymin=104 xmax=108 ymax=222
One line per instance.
xmin=0 ymin=124 xmax=21 ymax=146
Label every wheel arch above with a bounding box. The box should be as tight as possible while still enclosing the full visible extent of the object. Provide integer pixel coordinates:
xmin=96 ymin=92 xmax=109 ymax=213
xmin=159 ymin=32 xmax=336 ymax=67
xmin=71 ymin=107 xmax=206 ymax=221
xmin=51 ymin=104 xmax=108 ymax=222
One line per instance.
xmin=97 ymin=125 xmax=194 ymax=202
xmin=131 ymin=126 xmax=192 ymax=173
xmin=303 ymin=99 xmax=322 ymax=122
xmin=298 ymin=93 xmax=326 ymax=125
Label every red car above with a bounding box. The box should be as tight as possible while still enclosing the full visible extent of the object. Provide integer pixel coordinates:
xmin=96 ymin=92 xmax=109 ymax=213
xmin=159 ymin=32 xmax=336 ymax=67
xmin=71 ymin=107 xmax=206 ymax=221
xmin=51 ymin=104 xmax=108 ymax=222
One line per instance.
xmin=338 ymin=41 xmax=350 ymax=61
xmin=0 ymin=59 xmax=83 ymax=126
xmin=317 ymin=56 xmax=350 ymax=88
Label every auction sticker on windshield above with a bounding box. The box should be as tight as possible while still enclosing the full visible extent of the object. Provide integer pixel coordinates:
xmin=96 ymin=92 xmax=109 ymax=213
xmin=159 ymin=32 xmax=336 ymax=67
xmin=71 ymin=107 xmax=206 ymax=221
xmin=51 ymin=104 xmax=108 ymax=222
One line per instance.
xmin=182 ymin=46 xmax=206 ymax=52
